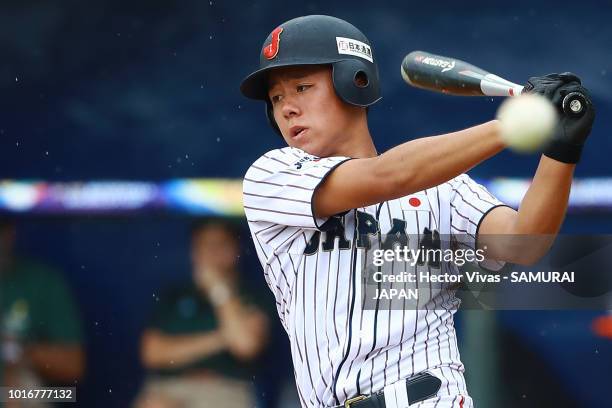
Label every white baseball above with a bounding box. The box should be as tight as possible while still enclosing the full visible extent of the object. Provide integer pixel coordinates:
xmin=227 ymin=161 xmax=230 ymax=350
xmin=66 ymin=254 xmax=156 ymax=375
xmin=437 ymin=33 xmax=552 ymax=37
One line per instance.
xmin=496 ymin=93 xmax=558 ymax=153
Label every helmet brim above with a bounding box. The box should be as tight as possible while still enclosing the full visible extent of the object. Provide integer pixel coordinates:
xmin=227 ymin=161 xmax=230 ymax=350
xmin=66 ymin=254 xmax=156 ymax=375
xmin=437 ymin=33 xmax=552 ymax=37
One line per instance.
xmin=239 ymin=59 xmax=344 ymax=100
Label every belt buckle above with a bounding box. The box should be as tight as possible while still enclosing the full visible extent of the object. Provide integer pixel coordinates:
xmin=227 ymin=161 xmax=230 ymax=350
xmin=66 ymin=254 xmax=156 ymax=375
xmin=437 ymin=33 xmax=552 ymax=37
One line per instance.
xmin=344 ymin=395 xmax=367 ymax=407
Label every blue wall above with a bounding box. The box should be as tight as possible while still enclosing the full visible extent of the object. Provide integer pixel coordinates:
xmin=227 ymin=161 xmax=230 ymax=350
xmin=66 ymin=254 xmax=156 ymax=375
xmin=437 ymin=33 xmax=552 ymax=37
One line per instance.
xmin=1 ymin=0 xmax=610 ymax=181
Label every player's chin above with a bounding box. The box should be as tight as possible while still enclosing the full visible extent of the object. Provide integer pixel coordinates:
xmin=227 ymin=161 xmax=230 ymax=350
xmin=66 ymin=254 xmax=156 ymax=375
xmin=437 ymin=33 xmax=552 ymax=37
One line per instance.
xmin=287 ymin=131 xmax=327 ymax=157
xmin=296 ymin=140 xmax=325 ymax=157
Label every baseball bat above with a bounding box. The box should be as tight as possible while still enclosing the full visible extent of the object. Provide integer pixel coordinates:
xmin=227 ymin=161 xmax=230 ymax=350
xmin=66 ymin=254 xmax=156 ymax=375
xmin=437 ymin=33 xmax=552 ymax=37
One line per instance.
xmin=400 ymin=50 xmax=586 ymax=116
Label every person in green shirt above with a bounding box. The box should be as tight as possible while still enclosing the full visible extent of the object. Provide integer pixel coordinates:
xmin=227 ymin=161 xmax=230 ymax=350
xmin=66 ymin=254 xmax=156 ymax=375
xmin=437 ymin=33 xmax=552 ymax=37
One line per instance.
xmin=135 ymin=219 xmax=269 ymax=408
xmin=0 ymin=220 xmax=85 ymax=406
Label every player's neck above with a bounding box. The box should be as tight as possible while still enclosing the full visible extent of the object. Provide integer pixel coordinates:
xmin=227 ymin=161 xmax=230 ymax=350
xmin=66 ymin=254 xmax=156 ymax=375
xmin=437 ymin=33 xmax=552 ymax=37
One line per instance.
xmin=335 ymin=125 xmax=377 ymax=158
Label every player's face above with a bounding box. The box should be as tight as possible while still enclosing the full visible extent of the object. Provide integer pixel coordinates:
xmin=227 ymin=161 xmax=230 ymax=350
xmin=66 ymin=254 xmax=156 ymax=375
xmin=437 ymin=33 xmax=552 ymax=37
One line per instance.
xmin=267 ymin=65 xmax=363 ymax=157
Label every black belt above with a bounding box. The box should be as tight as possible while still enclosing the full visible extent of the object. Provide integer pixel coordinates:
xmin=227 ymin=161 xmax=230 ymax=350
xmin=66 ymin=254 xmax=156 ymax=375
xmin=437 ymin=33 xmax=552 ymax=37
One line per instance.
xmin=339 ymin=372 xmax=441 ymax=408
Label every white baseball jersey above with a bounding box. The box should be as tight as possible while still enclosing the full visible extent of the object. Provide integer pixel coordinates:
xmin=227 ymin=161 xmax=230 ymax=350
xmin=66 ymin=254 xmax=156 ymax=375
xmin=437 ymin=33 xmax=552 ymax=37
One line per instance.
xmin=243 ymin=147 xmax=506 ymax=408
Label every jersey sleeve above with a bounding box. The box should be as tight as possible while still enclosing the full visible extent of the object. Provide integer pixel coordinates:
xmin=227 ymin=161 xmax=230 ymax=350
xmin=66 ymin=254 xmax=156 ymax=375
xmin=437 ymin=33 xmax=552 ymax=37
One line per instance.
xmin=448 ymin=174 xmax=509 ymax=271
xmin=243 ymin=147 xmax=351 ymax=232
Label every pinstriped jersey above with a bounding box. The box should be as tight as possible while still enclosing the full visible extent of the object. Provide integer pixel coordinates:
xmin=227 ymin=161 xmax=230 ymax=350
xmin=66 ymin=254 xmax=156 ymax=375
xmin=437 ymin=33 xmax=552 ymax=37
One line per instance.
xmin=243 ymin=147 xmax=505 ymax=408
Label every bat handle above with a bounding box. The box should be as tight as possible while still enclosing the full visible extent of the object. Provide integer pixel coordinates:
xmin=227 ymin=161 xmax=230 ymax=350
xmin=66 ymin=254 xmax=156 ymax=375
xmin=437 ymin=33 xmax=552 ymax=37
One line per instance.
xmin=562 ymin=92 xmax=587 ymax=117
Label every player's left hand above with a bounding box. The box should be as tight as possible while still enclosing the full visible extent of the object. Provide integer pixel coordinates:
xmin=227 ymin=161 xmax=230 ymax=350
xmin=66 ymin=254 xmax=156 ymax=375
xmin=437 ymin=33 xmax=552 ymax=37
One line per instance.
xmin=524 ymin=72 xmax=596 ymax=163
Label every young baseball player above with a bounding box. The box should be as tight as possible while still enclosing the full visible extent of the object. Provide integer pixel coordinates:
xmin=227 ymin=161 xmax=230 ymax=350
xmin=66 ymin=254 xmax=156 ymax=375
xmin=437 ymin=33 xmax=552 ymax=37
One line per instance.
xmin=240 ymin=15 xmax=595 ymax=408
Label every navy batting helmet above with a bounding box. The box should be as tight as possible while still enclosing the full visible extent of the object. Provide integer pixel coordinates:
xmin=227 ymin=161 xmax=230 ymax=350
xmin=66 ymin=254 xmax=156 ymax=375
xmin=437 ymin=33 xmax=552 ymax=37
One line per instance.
xmin=240 ymin=15 xmax=381 ymax=135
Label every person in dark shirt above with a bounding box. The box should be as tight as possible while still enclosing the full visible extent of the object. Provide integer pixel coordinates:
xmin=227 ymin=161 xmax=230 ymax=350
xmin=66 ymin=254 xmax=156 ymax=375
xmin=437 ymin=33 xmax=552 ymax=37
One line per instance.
xmin=0 ymin=220 xmax=85 ymax=408
xmin=135 ymin=219 xmax=269 ymax=408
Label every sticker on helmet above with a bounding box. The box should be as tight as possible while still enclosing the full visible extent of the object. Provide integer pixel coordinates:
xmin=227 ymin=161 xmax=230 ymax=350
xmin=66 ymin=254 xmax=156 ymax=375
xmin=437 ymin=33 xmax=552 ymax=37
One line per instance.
xmin=263 ymin=27 xmax=283 ymax=60
xmin=336 ymin=37 xmax=373 ymax=63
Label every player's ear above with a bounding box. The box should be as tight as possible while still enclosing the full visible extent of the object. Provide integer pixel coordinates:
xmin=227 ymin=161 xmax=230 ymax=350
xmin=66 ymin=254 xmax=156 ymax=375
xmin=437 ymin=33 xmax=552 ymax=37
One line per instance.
xmin=331 ymin=59 xmax=381 ymax=107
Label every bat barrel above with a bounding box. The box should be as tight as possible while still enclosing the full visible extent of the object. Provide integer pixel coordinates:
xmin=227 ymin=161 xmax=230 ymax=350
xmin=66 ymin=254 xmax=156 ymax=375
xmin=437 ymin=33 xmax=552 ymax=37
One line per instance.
xmin=401 ymin=50 xmax=587 ymax=116
xmin=402 ymin=51 xmax=522 ymax=97
xmin=400 ymin=51 xmax=484 ymax=96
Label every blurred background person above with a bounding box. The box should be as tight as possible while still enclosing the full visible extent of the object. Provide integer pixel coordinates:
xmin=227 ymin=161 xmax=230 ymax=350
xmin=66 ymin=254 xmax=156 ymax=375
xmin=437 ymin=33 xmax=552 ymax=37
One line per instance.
xmin=135 ymin=219 xmax=269 ymax=408
xmin=0 ymin=219 xmax=85 ymax=407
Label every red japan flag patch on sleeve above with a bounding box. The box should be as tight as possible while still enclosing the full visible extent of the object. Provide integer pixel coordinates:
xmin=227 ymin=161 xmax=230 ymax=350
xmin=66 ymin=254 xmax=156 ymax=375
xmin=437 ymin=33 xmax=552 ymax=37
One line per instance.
xmin=400 ymin=193 xmax=428 ymax=211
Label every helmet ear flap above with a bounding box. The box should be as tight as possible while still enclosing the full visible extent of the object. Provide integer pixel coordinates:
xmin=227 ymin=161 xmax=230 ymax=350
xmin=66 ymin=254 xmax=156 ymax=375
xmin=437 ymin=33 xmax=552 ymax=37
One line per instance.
xmin=265 ymin=101 xmax=282 ymax=137
xmin=332 ymin=59 xmax=381 ymax=107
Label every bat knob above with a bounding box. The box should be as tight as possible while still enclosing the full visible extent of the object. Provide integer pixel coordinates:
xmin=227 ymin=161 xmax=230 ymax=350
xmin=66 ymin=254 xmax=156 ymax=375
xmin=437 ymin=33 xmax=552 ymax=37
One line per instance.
xmin=562 ymin=92 xmax=586 ymax=117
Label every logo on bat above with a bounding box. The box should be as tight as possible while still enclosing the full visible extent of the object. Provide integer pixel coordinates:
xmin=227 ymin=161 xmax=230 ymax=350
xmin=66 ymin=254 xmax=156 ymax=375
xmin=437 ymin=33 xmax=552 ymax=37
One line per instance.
xmin=417 ymin=56 xmax=456 ymax=73
xmin=441 ymin=61 xmax=455 ymax=72
xmin=263 ymin=27 xmax=283 ymax=60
